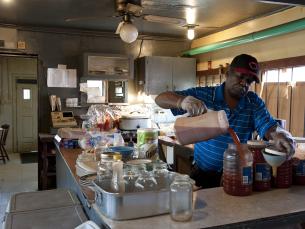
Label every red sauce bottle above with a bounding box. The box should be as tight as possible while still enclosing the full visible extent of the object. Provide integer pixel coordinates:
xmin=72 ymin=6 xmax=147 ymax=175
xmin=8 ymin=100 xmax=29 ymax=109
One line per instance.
xmin=223 ymin=144 xmax=253 ymax=196
xmin=247 ymin=140 xmax=271 ymax=191
xmin=273 ymin=160 xmax=292 ymax=188
xmin=292 ymin=158 xmax=305 ymax=185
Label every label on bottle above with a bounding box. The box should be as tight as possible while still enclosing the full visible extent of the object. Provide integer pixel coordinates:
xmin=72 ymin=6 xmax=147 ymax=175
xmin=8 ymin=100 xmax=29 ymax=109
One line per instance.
xmin=296 ymin=160 xmax=305 ymax=176
xmin=255 ymin=163 xmax=271 ymax=181
xmin=242 ymin=166 xmax=252 ymax=185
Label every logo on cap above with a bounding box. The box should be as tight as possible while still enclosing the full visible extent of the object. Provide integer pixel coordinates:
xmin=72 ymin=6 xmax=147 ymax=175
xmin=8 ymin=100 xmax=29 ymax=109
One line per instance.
xmin=249 ymin=61 xmax=258 ymax=71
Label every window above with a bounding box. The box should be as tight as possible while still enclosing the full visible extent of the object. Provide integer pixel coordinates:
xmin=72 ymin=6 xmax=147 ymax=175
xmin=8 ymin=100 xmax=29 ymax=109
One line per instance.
xmin=86 ymin=80 xmax=106 ymax=103
xmin=292 ymin=66 xmax=305 ymax=82
xmin=23 ymin=89 xmax=31 ymax=100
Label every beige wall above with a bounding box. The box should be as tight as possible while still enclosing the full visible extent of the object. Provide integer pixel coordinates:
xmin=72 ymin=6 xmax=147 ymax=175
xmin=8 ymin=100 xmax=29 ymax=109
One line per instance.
xmin=191 ymin=6 xmax=305 ymax=71
xmin=196 ymin=29 xmax=305 ymax=71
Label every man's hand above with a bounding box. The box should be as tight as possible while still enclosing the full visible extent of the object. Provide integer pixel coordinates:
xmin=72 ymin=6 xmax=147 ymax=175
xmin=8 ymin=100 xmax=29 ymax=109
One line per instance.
xmin=270 ymin=128 xmax=296 ymax=159
xmin=178 ymin=96 xmax=207 ymax=116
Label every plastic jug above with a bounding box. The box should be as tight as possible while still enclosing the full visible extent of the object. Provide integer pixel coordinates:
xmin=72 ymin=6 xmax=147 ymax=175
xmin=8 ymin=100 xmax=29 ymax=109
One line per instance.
xmin=174 ymin=110 xmax=229 ymax=145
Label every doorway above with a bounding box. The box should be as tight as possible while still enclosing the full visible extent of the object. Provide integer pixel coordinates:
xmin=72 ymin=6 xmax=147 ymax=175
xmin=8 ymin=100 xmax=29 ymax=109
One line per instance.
xmin=0 ymin=55 xmax=38 ymax=154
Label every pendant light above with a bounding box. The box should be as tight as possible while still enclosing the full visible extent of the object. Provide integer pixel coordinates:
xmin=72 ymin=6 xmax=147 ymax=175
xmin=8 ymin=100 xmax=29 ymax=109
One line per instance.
xmin=116 ymin=13 xmax=138 ymax=43
xmin=185 ymin=8 xmax=198 ymax=40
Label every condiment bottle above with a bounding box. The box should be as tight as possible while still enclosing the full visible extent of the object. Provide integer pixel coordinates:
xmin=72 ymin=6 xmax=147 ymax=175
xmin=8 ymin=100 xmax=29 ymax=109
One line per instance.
xmin=273 ymin=160 xmax=292 ymax=188
xmin=170 ymin=174 xmax=193 ymax=222
xmin=247 ymin=140 xmax=271 ymax=191
xmin=174 ymin=110 xmax=229 ymax=145
xmin=292 ymin=146 xmax=305 ymax=185
xmin=223 ymin=144 xmax=253 ymax=196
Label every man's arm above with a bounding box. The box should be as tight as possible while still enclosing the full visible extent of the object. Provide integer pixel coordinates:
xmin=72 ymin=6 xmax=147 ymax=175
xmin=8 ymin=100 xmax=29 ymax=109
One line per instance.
xmin=155 ymin=91 xmax=186 ymax=109
xmin=265 ymin=125 xmax=295 ymax=158
xmin=155 ymin=91 xmax=208 ymax=116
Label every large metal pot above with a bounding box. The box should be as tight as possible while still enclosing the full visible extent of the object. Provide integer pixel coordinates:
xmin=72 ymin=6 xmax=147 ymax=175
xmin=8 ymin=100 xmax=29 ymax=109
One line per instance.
xmin=119 ymin=114 xmax=151 ymax=131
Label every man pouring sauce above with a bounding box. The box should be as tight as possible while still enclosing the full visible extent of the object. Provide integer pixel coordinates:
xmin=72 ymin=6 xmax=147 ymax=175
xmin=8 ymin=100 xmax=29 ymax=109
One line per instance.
xmin=155 ymin=54 xmax=295 ymax=189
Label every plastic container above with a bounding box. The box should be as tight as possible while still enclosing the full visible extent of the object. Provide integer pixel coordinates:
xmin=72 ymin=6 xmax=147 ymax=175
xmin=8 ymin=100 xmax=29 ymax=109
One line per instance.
xmin=223 ymin=144 xmax=253 ymax=196
xmin=170 ymin=174 xmax=193 ymax=222
xmin=137 ymin=128 xmax=159 ymax=159
xmin=174 ymin=110 xmax=229 ymax=145
xmin=247 ymin=140 xmax=271 ymax=191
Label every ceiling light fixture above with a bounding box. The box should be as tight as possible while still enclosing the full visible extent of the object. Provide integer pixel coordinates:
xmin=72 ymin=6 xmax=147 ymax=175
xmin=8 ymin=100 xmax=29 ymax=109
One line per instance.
xmin=187 ymin=26 xmax=195 ymax=40
xmin=116 ymin=14 xmax=138 ymax=43
xmin=185 ymin=7 xmax=198 ymax=40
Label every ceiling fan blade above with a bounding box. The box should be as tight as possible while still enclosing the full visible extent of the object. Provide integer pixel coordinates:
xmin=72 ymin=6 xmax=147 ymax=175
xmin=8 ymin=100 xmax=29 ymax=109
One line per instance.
xmin=143 ymin=15 xmax=186 ymax=26
xmin=126 ymin=3 xmax=143 ymax=16
xmin=115 ymin=21 xmax=124 ymax=34
xmin=257 ymin=0 xmax=305 ymax=5
xmin=65 ymin=16 xmax=104 ymax=22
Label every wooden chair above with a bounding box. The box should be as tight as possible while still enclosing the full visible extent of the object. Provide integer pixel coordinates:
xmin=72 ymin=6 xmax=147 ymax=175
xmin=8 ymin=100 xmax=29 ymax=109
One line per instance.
xmin=0 ymin=124 xmax=10 ymax=162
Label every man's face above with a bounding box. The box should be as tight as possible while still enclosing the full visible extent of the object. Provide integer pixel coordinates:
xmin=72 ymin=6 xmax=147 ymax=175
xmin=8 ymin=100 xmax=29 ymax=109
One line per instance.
xmin=225 ymin=70 xmax=256 ymax=99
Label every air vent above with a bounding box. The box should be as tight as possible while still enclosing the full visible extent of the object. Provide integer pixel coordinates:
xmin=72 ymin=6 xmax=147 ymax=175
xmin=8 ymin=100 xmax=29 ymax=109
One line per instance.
xmin=0 ymin=40 xmax=4 ymax=47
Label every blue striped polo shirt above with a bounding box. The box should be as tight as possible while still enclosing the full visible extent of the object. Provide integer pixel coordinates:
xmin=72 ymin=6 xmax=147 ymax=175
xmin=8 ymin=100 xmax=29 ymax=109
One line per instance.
xmin=171 ymin=83 xmax=277 ymax=172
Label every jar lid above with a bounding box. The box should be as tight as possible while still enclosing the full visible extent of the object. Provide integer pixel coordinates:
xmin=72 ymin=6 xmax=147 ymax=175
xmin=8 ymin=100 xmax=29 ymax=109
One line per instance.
xmin=101 ymin=152 xmax=120 ymax=159
xmin=126 ymin=159 xmax=152 ymax=165
xmin=247 ymin=140 xmax=267 ymax=147
xmin=113 ymin=154 xmax=122 ymax=161
xmin=265 ymin=147 xmax=286 ymax=156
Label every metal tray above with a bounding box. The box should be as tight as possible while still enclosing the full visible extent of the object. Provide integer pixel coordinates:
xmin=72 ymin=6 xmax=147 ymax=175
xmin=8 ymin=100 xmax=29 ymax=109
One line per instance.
xmin=7 ymin=188 xmax=80 ymax=213
xmin=93 ymin=172 xmax=179 ymax=220
xmin=4 ymin=205 xmax=87 ymax=229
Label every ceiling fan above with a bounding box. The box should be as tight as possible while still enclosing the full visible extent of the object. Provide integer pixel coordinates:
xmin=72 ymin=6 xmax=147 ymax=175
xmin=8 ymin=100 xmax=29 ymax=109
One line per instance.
xmin=65 ymin=0 xmax=200 ymax=43
xmin=114 ymin=0 xmax=190 ymax=43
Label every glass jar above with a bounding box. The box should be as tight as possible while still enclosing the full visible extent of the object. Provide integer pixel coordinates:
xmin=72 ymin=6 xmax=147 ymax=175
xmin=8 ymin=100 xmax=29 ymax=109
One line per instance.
xmin=223 ymin=144 xmax=253 ymax=196
xmin=170 ymin=174 xmax=193 ymax=222
xmin=123 ymin=164 xmax=140 ymax=192
xmin=247 ymin=140 xmax=271 ymax=191
xmin=97 ymin=152 xmax=119 ymax=182
xmin=134 ymin=170 xmax=157 ymax=192
xmin=153 ymin=160 xmax=169 ymax=189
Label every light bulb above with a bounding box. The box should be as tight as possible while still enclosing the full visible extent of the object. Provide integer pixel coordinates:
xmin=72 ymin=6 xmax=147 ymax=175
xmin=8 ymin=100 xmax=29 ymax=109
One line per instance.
xmin=187 ymin=28 xmax=195 ymax=40
xmin=119 ymin=22 xmax=138 ymax=43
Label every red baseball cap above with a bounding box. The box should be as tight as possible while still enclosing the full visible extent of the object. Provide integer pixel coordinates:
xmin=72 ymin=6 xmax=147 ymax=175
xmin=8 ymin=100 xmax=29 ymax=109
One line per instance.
xmin=230 ymin=54 xmax=260 ymax=83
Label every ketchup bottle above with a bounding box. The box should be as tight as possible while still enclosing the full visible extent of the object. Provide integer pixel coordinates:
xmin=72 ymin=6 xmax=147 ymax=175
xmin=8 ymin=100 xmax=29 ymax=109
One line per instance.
xmin=247 ymin=140 xmax=271 ymax=191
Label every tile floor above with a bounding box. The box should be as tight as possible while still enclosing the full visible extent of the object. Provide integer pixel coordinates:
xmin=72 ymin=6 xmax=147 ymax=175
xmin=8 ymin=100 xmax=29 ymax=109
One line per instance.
xmin=0 ymin=153 xmax=37 ymax=224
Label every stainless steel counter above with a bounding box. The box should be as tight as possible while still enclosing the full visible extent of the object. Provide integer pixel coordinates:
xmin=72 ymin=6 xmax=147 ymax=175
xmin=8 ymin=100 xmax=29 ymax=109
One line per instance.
xmin=56 ymin=144 xmax=305 ymax=229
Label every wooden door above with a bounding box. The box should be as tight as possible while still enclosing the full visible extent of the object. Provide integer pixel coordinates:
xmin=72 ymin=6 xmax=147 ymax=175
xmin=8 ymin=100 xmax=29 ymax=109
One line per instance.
xmin=16 ymin=83 xmax=38 ymax=153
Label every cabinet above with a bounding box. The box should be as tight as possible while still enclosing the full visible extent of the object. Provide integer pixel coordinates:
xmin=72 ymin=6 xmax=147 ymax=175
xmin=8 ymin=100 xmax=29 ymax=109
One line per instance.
xmin=136 ymin=56 xmax=196 ymax=95
xmin=38 ymin=133 xmax=56 ymax=190
xmin=83 ymin=53 xmax=134 ymax=80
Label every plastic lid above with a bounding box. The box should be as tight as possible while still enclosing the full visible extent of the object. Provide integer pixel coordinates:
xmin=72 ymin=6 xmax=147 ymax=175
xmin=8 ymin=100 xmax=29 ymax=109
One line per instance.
xmin=265 ymin=147 xmax=286 ymax=156
xmin=113 ymin=154 xmax=122 ymax=161
xmin=247 ymin=140 xmax=267 ymax=146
